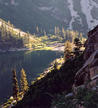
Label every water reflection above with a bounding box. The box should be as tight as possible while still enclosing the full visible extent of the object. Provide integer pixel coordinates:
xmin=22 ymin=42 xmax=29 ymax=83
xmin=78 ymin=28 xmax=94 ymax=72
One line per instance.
xmin=0 ymin=50 xmax=62 ymax=104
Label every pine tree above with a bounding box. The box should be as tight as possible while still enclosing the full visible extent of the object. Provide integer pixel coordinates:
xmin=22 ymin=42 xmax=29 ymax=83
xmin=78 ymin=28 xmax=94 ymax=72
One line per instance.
xmin=12 ymin=69 xmax=19 ymax=100
xmin=1 ymin=23 xmax=6 ymax=38
xmin=62 ymin=27 xmax=65 ymax=37
xmin=8 ymin=21 xmax=11 ymax=26
xmin=36 ymin=26 xmax=39 ymax=33
xmin=54 ymin=26 xmax=57 ymax=35
xmin=43 ymin=30 xmax=46 ymax=36
xmin=27 ymin=32 xmax=30 ymax=43
xmin=53 ymin=60 xmax=58 ymax=70
xmin=74 ymin=38 xmax=82 ymax=56
xmin=56 ymin=27 xmax=60 ymax=35
xmin=18 ymin=30 xmax=21 ymax=38
xmin=64 ymin=40 xmax=72 ymax=60
xmin=20 ymin=68 xmax=29 ymax=94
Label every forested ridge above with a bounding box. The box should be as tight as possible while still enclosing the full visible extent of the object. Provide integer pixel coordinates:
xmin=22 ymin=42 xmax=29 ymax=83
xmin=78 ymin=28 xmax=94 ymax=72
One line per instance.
xmin=0 ymin=18 xmax=42 ymax=51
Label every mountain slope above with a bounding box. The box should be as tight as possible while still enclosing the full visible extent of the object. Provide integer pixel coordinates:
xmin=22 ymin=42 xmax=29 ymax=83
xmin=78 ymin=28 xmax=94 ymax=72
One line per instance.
xmin=0 ymin=18 xmax=87 ymax=51
xmin=13 ymin=55 xmax=84 ymax=108
xmin=0 ymin=0 xmax=98 ymax=34
xmin=12 ymin=25 xmax=98 ymax=108
xmin=0 ymin=18 xmax=43 ymax=50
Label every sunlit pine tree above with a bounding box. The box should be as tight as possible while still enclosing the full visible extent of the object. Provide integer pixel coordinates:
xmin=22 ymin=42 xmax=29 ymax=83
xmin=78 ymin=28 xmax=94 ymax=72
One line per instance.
xmin=54 ymin=26 xmax=57 ymax=35
xmin=20 ymin=68 xmax=29 ymax=94
xmin=64 ymin=40 xmax=72 ymax=61
xmin=44 ymin=30 xmax=46 ymax=36
xmin=36 ymin=26 xmax=39 ymax=33
xmin=12 ymin=69 xmax=19 ymax=101
xmin=56 ymin=27 xmax=60 ymax=35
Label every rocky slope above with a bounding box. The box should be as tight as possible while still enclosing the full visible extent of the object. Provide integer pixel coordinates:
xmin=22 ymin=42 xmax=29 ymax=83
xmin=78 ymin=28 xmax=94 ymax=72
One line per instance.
xmin=72 ymin=25 xmax=98 ymax=108
xmin=75 ymin=25 xmax=98 ymax=90
xmin=13 ymin=55 xmax=84 ymax=108
xmin=0 ymin=0 xmax=98 ymax=34
xmin=51 ymin=25 xmax=98 ymax=108
xmin=13 ymin=25 xmax=98 ymax=108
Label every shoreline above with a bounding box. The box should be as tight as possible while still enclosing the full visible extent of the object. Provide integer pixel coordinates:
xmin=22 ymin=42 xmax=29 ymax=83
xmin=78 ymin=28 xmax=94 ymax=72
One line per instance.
xmin=0 ymin=48 xmax=33 ymax=53
xmin=0 ymin=43 xmax=65 ymax=53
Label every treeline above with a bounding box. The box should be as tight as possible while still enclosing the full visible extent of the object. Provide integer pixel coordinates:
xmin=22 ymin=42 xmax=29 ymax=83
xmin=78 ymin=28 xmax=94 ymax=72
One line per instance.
xmin=0 ymin=20 xmax=38 ymax=50
xmin=0 ymin=18 xmax=86 ymax=51
xmin=0 ymin=24 xmax=24 ymax=50
xmin=36 ymin=26 xmax=85 ymax=42
xmin=39 ymin=26 xmax=86 ymax=45
xmin=55 ymin=27 xmax=84 ymax=43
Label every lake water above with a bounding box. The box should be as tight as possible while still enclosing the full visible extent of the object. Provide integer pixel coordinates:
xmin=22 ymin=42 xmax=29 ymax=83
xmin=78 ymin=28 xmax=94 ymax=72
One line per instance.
xmin=0 ymin=50 xmax=62 ymax=104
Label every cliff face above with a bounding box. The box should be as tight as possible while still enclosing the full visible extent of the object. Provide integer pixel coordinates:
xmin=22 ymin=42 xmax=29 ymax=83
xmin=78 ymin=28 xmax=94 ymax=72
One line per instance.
xmin=75 ymin=25 xmax=98 ymax=89
xmin=84 ymin=25 xmax=98 ymax=60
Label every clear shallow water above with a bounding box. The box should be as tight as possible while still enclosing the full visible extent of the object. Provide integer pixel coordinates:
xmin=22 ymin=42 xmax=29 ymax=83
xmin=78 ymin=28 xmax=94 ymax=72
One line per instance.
xmin=0 ymin=50 xmax=62 ymax=104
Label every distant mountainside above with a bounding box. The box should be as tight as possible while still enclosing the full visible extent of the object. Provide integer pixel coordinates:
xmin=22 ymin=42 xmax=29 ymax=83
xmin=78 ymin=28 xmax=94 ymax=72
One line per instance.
xmin=0 ymin=18 xmax=42 ymax=51
xmin=0 ymin=0 xmax=98 ymax=34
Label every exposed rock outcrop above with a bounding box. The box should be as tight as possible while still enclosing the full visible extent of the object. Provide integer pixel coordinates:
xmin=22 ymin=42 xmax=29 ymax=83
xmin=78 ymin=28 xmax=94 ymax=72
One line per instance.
xmin=84 ymin=25 xmax=98 ymax=60
xmin=75 ymin=25 xmax=98 ymax=90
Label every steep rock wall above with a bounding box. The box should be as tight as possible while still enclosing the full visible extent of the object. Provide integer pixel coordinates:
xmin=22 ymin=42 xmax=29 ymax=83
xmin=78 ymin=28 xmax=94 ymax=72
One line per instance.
xmin=75 ymin=25 xmax=98 ymax=89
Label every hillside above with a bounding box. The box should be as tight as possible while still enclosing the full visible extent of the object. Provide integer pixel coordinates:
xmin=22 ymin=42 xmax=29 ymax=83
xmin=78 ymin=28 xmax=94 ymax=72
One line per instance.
xmin=0 ymin=18 xmax=44 ymax=51
xmin=9 ymin=25 xmax=97 ymax=108
xmin=0 ymin=0 xmax=98 ymax=34
xmin=9 ymin=55 xmax=84 ymax=108
xmin=0 ymin=18 xmax=86 ymax=52
xmin=52 ymin=25 xmax=98 ymax=108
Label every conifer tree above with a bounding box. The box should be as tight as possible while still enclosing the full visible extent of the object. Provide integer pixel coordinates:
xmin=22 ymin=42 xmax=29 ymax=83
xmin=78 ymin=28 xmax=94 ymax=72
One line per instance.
xmin=27 ymin=32 xmax=30 ymax=43
xmin=12 ymin=69 xmax=19 ymax=100
xmin=20 ymin=68 xmax=29 ymax=94
xmin=44 ymin=30 xmax=46 ymax=36
xmin=1 ymin=23 xmax=5 ymax=38
xmin=54 ymin=26 xmax=57 ymax=35
xmin=18 ymin=31 xmax=21 ymax=38
xmin=56 ymin=27 xmax=60 ymax=35
xmin=8 ymin=21 xmax=11 ymax=26
xmin=62 ymin=27 xmax=64 ymax=33
xmin=53 ymin=60 xmax=58 ymax=70
xmin=36 ymin=26 xmax=39 ymax=33
xmin=74 ymin=38 xmax=82 ymax=56
xmin=64 ymin=40 xmax=72 ymax=60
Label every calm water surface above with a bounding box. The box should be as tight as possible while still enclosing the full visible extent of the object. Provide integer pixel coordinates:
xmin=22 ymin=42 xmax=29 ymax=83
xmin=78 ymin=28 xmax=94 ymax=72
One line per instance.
xmin=0 ymin=50 xmax=62 ymax=104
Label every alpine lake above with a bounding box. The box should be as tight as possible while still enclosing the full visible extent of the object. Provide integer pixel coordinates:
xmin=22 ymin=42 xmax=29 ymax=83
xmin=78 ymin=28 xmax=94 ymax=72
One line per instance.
xmin=0 ymin=50 xmax=63 ymax=104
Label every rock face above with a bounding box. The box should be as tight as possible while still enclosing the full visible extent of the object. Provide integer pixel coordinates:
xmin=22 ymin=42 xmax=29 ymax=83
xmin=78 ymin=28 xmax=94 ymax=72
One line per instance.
xmin=84 ymin=25 xmax=98 ymax=60
xmin=75 ymin=25 xmax=98 ymax=89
